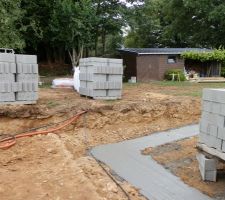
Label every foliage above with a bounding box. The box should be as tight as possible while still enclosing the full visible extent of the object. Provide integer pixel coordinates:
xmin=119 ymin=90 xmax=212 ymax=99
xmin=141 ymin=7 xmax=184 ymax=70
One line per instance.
xmin=125 ymin=0 xmax=225 ymax=48
xmin=181 ymin=49 xmax=225 ymax=62
xmin=0 ymin=0 xmax=25 ymax=49
xmin=221 ymin=66 xmax=225 ymax=77
xmin=124 ymin=0 xmax=164 ymax=48
xmin=49 ymin=0 xmax=95 ymax=65
xmin=164 ymin=69 xmax=186 ymax=81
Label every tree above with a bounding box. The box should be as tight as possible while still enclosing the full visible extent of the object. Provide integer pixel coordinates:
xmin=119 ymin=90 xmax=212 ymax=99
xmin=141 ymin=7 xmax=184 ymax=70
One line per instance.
xmin=124 ymin=0 xmax=164 ymax=48
xmin=49 ymin=0 xmax=95 ymax=66
xmin=0 ymin=0 xmax=25 ymax=49
xmin=124 ymin=0 xmax=225 ymax=48
xmin=92 ymin=0 xmax=126 ymax=55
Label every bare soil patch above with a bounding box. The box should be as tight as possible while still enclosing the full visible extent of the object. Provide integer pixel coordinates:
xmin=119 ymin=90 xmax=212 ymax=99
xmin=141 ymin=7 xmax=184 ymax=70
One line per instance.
xmin=0 ymin=83 xmax=203 ymax=200
xmin=144 ymin=137 xmax=225 ymax=199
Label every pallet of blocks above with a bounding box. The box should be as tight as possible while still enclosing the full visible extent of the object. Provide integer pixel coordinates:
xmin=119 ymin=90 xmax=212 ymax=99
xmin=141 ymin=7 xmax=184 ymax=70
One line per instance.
xmin=197 ymin=88 xmax=225 ymax=181
xmin=0 ymin=48 xmax=38 ymax=104
xmin=79 ymin=57 xmax=123 ymax=100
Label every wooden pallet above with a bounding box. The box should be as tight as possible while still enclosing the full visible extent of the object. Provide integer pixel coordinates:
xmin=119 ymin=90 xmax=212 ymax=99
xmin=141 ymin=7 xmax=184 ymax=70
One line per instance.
xmin=197 ymin=143 xmax=225 ymax=162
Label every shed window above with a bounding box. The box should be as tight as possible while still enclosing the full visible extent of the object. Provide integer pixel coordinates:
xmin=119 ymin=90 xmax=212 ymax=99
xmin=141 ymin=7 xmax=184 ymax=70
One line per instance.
xmin=167 ymin=56 xmax=176 ymax=64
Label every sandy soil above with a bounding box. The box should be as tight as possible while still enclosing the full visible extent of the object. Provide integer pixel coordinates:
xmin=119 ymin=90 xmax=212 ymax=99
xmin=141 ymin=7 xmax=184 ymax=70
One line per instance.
xmin=0 ymin=83 xmax=203 ymax=200
xmin=145 ymin=137 xmax=225 ymax=199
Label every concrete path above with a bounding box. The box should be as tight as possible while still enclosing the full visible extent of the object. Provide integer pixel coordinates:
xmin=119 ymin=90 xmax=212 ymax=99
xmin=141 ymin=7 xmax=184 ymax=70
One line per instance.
xmin=91 ymin=124 xmax=213 ymax=200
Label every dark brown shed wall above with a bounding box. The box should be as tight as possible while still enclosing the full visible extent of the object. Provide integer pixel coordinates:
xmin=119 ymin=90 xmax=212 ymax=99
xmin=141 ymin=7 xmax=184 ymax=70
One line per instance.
xmin=121 ymin=53 xmax=137 ymax=81
xmin=158 ymin=55 xmax=185 ymax=80
xmin=136 ymin=55 xmax=159 ymax=81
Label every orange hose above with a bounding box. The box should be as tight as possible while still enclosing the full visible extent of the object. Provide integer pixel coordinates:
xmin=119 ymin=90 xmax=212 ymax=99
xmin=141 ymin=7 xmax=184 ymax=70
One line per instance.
xmin=0 ymin=111 xmax=87 ymax=150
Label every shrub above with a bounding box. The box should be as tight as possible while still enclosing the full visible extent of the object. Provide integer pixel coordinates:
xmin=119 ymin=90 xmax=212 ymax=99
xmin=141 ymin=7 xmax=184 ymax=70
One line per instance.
xmin=221 ymin=66 xmax=225 ymax=78
xmin=164 ymin=69 xmax=186 ymax=81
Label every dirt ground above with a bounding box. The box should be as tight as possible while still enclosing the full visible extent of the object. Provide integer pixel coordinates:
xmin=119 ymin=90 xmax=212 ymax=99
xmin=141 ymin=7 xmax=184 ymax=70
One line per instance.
xmin=144 ymin=137 xmax=225 ymax=199
xmin=0 ymin=81 xmax=221 ymax=200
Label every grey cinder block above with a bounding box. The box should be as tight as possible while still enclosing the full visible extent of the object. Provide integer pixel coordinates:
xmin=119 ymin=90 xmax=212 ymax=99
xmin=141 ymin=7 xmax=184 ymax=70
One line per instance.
xmin=221 ymin=141 xmax=225 ymax=152
xmin=80 ymin=57 xmax=122 ymax=65
xmin=15 ymin=54 xmax=37 ymax=64
xmin=0 ymin=53 xmax=15 ymax=63
xmin=79 ymin=57 xmax=123 ymax=100
xmin=202 ymin=100 xmax=212 ymax=112
xmin=0 ymin=52 xmax=38 ymax=104
xmin=0 ymin=92 xmax=15 ymax=102
xmin=16 ymin=74 xmax=39 ymax=82
xmin=218 ymin=127 xmax=225 ymax=140
xmin=203 ymin=88 xmax=225 ymax=104
xmin=16 ymin=92 xmax=38 ymax=101
xmin=199 ymin=119 xmax=210 ymax=134
xmin=201 ymin=111 xmax=224 ymax=127
xmin=0 ymin=74 xmax=15 ymax=82
xmin=196 ymin=153 xmax=217 ymax=182
xmin=199 ymin=132 xmax=222 ymax=150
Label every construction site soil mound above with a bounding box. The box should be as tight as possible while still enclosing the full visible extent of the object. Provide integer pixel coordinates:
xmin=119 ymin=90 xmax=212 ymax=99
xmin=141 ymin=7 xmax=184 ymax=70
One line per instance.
xmin=0 ymin=85 xmax=201 ymax=200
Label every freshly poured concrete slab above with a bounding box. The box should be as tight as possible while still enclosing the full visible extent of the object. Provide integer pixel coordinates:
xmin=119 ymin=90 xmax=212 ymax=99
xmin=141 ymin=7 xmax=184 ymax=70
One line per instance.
xmin=91 ymin=124 xmax=212 ymax=200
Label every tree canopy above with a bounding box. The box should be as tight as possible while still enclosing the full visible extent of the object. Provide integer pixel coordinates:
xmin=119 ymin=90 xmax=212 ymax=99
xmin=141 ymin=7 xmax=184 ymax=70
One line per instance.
xmin=1 ymin=0 xmax=225 ymax=67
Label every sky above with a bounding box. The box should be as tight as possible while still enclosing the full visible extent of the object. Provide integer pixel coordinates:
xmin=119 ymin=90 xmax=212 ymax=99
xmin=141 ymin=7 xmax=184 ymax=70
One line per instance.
xmin=120 ymin=0 xmax=144 ymax=7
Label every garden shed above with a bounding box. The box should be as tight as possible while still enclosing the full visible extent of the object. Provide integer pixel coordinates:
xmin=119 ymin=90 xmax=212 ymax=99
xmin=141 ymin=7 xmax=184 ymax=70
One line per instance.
xmin=118 ymin=48 xmax=218 ymax=81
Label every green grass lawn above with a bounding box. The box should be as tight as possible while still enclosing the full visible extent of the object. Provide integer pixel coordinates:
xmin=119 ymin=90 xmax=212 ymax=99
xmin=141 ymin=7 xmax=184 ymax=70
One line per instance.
xmin=124 ymin=81 xmax=225 ymax=98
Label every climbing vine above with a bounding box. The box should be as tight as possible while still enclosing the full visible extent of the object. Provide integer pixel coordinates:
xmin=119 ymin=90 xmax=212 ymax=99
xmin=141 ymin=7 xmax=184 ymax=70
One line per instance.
xmin=181 ymin=49 xmax=225 ymax=62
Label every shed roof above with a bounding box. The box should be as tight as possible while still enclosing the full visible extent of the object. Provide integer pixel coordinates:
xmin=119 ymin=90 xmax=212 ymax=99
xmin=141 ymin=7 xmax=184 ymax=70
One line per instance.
xmin=118 ymin=48 xmax=212 ymax=55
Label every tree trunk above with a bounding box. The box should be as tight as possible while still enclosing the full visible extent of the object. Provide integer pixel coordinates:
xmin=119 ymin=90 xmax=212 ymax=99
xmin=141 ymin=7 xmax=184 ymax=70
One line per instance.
xmin=94 ymin=34 xmax=98 ymax=56
xmin=102 ymin=31 xmax=106 ymax=55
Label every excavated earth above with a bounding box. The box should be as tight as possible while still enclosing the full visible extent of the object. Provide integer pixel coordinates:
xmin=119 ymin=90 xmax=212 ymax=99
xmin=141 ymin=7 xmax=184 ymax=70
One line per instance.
xmin=0 ymin=83 xmax=201 ymax=200
xmin=143 ymin=137 xmax=225 ymax=199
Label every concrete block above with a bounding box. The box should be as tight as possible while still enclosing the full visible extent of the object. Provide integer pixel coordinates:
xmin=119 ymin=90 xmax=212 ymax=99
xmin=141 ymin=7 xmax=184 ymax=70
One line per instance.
xmin=107 ymin=90 xmax=122 ymax=97
xmin=92 ymin=82 xmax=122 ymax=90
xmin=0 ymin=74 xmax=15 ymax=82
xmin=217 ymin=127 xmax=225 ymax=140
xmin=199 ymin=133 xmax=222 ymax=150
xmin=17 ymin=63 xmax=38 ymax=74
xmin=15 ymin=54 xmax=37 ymax=64
xmin=79 ymin=66 xmax=87 ymax=74
xmin=11 ymin=82 xmax=22 ymax=92
xmin=16 ymin=74 xmax=39 ymax=82
xmin=0 ymin=53 xmax=15 ymax=62
xmin=202 ymin=100 xmax=212 ymax=112
xmin=94 ymin=66 xmax=123 ymax=74
xmin=196 ymin=153 xmax=218 ymax=171
xmin=212 ymin=103 xmax=221 ymax=114
xmin=32 ymin=82 xmax=38 ymax=92
xmin=199 ymin=120 xmax=210 ymax=134
xmin=0 ymin=83 xmax=11 ymax=92
xmin=79 ymin=87 xmax=88 ymax=96
xmin=209 ymin=124 xmax=218 ymax=137
xmin=80 ymin=57 xmax=122 ymax=64
xmin=196 ymin=153 xmax=217 ymax=182
xmin=201 ymin=111 xmax=224 ymax=127
xmin=80 ymin=81 xmax=87 ymax=88
xmin=0 ymin=62 xmax=16 ymax=74
xmin=220 ymin=104 xmax=225 ymax=116
xmin=16 ymin=92 xmax=38 ymax=101
xmin=205 ymin=170 xmax=217 ymax=182
xmin=0 ymin=92 xmax=15 ymax=102
xmin=108 ymin=74 xmax=123 ymax=82
xmin=92 ymin=89 xmax=107 ymax=97
xmin=203 ymin=88 xmax=225 ymax=104
xmin=79 ymin=73 xmax=107 ymax=82
xmin=199 ymin=132 xmax=208 ymax=144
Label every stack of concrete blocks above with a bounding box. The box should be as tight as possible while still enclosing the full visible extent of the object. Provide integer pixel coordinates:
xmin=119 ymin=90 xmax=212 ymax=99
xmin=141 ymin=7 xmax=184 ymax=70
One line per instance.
xmin=0 ymin=50 xmax=38 ymax=104
xmin=198 ymin=88 xmax=225 ymax=181
xmin=15 ymin=54 xmax=38 ymax=102
xmin=0 ymin=52 xmax=17 ymax=102
xmin=79 ymin=57 xmax=123 ymax=100
xmin=196 ymin=153 xmax=218 ymax=182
